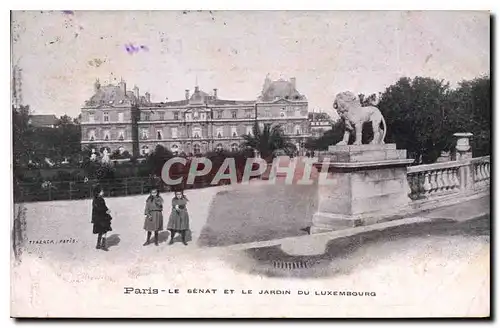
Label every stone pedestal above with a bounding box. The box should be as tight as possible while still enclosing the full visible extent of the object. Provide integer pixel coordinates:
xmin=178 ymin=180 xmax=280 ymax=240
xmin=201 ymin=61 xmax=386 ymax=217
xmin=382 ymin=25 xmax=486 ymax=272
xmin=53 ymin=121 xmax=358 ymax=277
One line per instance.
xmin=311 ymin=144 xmax=414 ymax=233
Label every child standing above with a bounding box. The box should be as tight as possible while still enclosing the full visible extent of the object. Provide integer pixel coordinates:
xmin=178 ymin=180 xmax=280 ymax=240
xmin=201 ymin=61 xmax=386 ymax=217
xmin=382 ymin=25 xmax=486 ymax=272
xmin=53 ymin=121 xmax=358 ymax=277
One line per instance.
xmin=143 ymin=188 xmax=164 ymax=246
xmin=91 ymin=185 xmax=112 ymax=251
xmin=167 ymin=191 xmax=190 ymax=245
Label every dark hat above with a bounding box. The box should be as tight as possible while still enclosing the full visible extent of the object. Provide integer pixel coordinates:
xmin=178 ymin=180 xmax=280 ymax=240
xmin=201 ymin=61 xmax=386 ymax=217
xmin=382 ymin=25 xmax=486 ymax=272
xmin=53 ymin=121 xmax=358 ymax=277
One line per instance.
xmin=92 ymin=184 xmax=102 ymax=197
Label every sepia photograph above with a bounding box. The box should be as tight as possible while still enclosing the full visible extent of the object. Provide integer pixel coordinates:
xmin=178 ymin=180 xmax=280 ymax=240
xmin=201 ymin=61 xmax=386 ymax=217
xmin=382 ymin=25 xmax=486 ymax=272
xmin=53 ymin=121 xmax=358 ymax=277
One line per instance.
xmin=10 ymin=9 xmax=490 ymax=318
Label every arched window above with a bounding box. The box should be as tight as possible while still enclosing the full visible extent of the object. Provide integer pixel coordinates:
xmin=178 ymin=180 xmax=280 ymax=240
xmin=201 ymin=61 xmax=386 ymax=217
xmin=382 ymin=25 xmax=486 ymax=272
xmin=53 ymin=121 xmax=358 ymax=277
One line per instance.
xmin=216 ymin=143 xmax=223 ymax=151
xmin=141 ymin=146 xmax=150 ymax=155
xmin=230 ymin=143 xmax=239 ymax=152
xmin=193 ymin=144 xmax=201 ymax=155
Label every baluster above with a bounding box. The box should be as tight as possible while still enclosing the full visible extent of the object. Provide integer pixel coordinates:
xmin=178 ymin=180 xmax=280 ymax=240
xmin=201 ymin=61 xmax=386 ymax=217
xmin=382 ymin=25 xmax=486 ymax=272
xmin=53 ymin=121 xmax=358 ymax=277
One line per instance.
xmin=479 ymin=164 xmax=485 ymax=185
xmin=474 ymin=165 xmax=481 ymax=183
xmin=442 ymin=169 xmax=451 ymax=190
xmin=481 ymin=163 xmax=487 ymax=182
xmin=435 ymin=170 xmax=444 ymax=193
xmin=420 ymin=172 xmax=427 ymax=196
xmin=423 ymin=172 xmax=432 ymax=195
xmin=430 ymin=171 xmax=439 ymax=194
xmin=453 ymin=168 xmax=460 ymax=189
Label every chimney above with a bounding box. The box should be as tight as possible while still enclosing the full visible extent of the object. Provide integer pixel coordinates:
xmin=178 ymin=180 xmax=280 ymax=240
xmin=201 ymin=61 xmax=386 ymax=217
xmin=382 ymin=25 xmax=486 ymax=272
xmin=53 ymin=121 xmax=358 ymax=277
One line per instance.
xmin=118 ymin=78 xmax=126 ymax=94
xmin=290 ymin=77 xmax=296 ymax=89
xmin=185 ymin=89 xmax=190 ymax=100
xmin=145 ymin=92 xmax=151 ymax=103
xmin=213 ymin=88 xmax=218 ymax=99
xmin=133 ymin=85 xmax=139 ymax=99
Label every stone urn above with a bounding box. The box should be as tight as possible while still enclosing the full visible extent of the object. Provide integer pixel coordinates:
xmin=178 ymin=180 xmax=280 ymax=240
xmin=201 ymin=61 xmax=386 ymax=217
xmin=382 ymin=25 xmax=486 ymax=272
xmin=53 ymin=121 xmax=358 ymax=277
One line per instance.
xmin=453 ymin=133 xmax=473 ymax=160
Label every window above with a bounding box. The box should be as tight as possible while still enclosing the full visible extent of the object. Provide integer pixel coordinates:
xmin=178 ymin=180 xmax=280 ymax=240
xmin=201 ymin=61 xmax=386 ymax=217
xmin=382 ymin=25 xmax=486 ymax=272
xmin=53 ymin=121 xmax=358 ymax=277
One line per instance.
xmin=88 ymin=129 xmax=95 ymax=141
xmin=216 ymin=143 xmax=223 ymax=151
xmin=192 ymin=127 xmax=201 ymax=139
xmin=89 ymin=114 xmax=94 ymax=123
xmin=231 ymin=110 xmax=237 ymax=119
xmin=217 ymin=111 xmax=223 ymax=119
xmin=201 ymin=113 xmax=206 ymax=120
xmin=171 ymin=127 xmax=178 ymax=139
xmin=216 ymin=127 xmax=223 ymax=138
xmin=186 ymin=113 xmax=192 ymax=121
xmin=246 ymin=126 xmax=253 ymax=135
xmin=141 ymin=146 xmax=150 ymax=155
xmin=103 ymin=112 xmax=109 ymax=122
xmin=143 ymin=113 xmax=150 ymax=121
xmin=231 ymin=126 xmax=238 ymax=137
xmin=295 ymin=125 xmax=301 ymax=135
xmin=246 ymin=110 xmax=253 ymax=118
xmin=230 ymin=143 xmax=239 ymax=152
xmin=193 ymin=144 xmax=201 ymax=154
xmin=141 ymin=129 xmax=148 ymax=140
xmin=159 ymin=112 xmax=165 ymax=121
xmin=157 ymin=130 xmax=163 ymax=140
xmin=280 ymin=113 xmax=285 ymax=117
xmin=173 ymin=112 xmax=179 ymax=120
xmin=118 ymin=112 xmax=124 ymax=122
xmin=104 ymin=130 xmax=110 ymax=141
xmin=118 ymin=130 xmax=125 ymax=141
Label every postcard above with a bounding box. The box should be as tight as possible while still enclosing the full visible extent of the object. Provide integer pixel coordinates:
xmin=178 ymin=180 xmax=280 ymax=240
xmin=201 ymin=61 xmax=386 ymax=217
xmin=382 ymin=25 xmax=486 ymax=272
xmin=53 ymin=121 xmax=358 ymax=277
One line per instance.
xmin=11 ymin=10 xmax=490 ymax=318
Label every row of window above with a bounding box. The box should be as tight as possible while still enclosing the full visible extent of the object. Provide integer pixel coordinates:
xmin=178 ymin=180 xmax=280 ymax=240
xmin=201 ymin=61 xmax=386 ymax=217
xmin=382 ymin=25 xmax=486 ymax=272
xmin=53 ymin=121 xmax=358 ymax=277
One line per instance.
xmin=87 ymin=107 xmax=306 ymax=122
xmin=87 ymin=124 xmax=304 ymax=142
xmin=140 ymin=142 xmax=240 ymax=155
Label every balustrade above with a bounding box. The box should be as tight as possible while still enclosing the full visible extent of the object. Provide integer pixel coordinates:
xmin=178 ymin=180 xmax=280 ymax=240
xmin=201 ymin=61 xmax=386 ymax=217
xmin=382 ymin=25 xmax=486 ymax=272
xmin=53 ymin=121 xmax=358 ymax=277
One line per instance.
xmin=471 ymin=158 xmax=491 ymax=189
xmin=407 ymin=156 xmax=489 ymax=200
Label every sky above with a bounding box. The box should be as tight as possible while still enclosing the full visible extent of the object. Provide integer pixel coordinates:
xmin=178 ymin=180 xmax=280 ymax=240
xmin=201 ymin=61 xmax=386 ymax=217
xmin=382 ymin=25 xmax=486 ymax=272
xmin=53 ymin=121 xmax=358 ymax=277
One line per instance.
xmin=11 ymin=10 xmax=490 ymax=119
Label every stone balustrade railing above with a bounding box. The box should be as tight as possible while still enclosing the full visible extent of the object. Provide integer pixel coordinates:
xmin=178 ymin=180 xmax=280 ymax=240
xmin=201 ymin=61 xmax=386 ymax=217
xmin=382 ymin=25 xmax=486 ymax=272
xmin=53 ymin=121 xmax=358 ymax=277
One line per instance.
xmin=407 ymin=156 xmax=490 ymax=201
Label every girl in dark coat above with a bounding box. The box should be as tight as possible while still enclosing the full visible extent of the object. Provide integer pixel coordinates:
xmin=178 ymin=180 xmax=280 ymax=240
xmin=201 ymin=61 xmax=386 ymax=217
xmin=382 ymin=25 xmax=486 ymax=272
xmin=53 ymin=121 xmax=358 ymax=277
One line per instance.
xmin=91 ymin=185 xmax=112 ymax=251
xmin=143 ymin=188 xmax=164 ymax=246
xmin=167 ymin=191 xmax=190 ymax=245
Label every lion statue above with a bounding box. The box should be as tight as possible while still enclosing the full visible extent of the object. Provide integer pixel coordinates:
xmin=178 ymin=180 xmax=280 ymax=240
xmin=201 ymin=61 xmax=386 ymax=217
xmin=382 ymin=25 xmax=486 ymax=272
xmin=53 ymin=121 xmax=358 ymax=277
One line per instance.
xmin=333 ymin=91 xmax=387 ymax=146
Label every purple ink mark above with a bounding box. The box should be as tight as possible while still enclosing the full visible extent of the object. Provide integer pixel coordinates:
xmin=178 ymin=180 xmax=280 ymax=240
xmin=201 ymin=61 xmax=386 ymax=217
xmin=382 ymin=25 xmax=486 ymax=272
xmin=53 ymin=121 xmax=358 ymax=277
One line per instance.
xmin=125 ymin=43 xmax=148 ymax=54
xmin=62 ymin=10 xmax=74 ymax=15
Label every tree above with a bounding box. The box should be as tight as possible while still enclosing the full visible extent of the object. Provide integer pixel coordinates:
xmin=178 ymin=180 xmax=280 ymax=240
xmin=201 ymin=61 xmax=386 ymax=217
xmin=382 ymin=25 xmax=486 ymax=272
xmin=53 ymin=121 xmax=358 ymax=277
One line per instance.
xmin=145 ymin=145 xmax=174 ymax=176
xmin=241 ymin=123 xmax=297 ymax=162
xmin=12 ymin=105 xmax=31 ymax=168
xmin=446 ymin=76 xmax=490 ymax=157
xmin=305 ymin=120 xmax=345 ymax=150
xmin=358 ymin=93 xmax=378 ymax=107
xmin=377 ymin=77 xmax=451 ymax=164
xmin=55 ymin=115 xmax=81 ymax=162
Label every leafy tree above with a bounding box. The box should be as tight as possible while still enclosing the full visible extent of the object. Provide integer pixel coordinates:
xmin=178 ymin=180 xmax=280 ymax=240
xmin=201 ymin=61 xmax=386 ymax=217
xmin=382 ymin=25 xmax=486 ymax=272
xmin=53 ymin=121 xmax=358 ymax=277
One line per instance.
xmin=145 ymin=144 xmax=174 ymax=176
xmin=12 ymin=105 xmax=32 ymax=168
xmin=241 ymin=123 xmax=297 ymax=162
xmin=446 ymin=76 xmax=490 ymax=157
xmin=305 ymin=120 xmax=345 ymax=150
xmin=377 ymin=77 xmax=451 ymax=164
xmin=358 ymin=93 xmax=378 ymax=106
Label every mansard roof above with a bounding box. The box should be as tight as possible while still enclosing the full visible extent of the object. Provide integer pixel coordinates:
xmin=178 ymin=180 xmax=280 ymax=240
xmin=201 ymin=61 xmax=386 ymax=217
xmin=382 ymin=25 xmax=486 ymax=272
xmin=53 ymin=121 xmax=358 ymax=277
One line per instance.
xmin=143 ymin=87 xmax=255 ymax=109
xmin=258 ymin=78 xmax=306 ymax=102
xmin=84 ymin=81 xmax=150 ymax=108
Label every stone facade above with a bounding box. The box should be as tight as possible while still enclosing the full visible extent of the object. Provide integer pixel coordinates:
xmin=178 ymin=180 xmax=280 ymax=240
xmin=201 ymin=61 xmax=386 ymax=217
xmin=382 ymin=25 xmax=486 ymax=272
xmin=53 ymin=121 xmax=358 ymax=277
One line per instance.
xmin=80 ymin=76 xmax=311 ymax=156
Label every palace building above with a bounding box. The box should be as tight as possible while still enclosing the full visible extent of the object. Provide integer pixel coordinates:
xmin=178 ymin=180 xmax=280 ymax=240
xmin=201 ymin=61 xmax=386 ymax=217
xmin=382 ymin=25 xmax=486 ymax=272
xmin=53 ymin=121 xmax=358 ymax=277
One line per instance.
xmin=80 ymin=76 xmax=311 ymax=156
